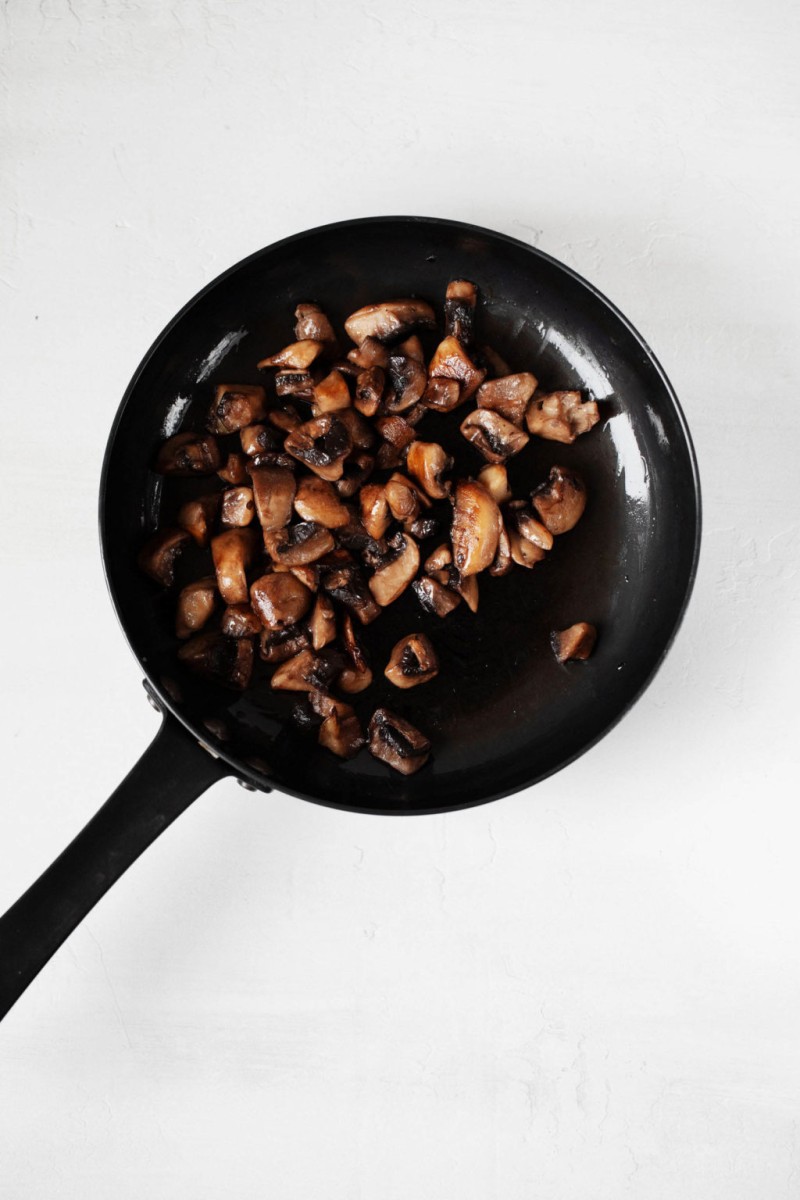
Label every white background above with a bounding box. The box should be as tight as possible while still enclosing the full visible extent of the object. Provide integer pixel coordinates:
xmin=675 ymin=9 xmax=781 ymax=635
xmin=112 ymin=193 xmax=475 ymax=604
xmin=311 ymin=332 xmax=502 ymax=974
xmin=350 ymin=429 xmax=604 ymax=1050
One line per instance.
xmin=1 ymin=1 xmax=799 ymax=1197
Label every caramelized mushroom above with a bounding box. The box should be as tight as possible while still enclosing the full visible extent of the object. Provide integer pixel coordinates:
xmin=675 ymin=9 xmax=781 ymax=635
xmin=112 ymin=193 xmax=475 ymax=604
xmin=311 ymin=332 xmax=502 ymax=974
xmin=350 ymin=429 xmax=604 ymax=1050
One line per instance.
xmin=270 ymin=648 xmax=320 ymax=691
xmin=385 ymin=633 xmax=439 ymax=688
xmin=221 ymin=604 xmax=263 ymax=638
xmin=374 ymin=414 xmax=416 ymax=469
xmin=347 ymin=337 xmax=390 ymax=369
xmin=249 ymin=464 xmax=297 ymax=533
xmin=385 ymin=472 xmax=430 ymax=527
xmin=176 ymin=577 xmax=217 ymax=638
xmin=250 ymin=571 xmax=312 ymax=630
xmin=313 ymin=369 xmax=351 ymax=413
xmin=322 ymin=562 xmax=381 ymax=624
xmin=240 ymin=424 xmax=278 ymax=457
xmin=354 ymin=366 xmax=385 ymax=417
xmin=552 ymin=621 xmax=597 ymax=662
xmin=177 ymin=632 xmax=253 ymax=690
xmin=508 ymin=529 xmax=547 ymax=568
xmin=275 ymin=370 xmax=317 ymax=399
xmin=424 ymin=543 xmax=452 ymax=572
xmin=310 ymin=691 xmax=365 ymax=759
xmin=451 ymin=571 xmax=479 ymax=613
xmin=308 ymin=592 xmax=336 ymax=651
xmin=421 ymin=377 xmax=462 ymax=412
xmin=367 ymin=708 xmax=431 ymax=775
xmin=477 ymin=373 xmax=537 ymax=427
xmin=526 ymin=391 xmax=600 ymax=443
xmin=531 ymin=466 xmax=587 ymax=535
xmin=477 ymin=463 xmax=511 ymax=504
xmin=335 ymin=452 xmax=375 ymax=498
xmin=265 ymin=521 xmax=335 ymax=566
xmin=451 ymin=480 xmax=501 ymax=576
xmin=397 ymin=333 xmax=425 ymax=362
xmin=294 ymin=476 xmax=350 ymax=528
xmin=338 ymin=613 xmax=373 ymax=693
xmin=207 ymin=384 xmax=267 ymax=434
xmin=385 ymin=354 xmax=428 ymax=412
xmin=409 ymin=515 xmax=440 ymax=540
xmin=344 ymin=299 xmax=436 ymax=344
xmin=177 ymin=493 xmax=220 ymax=547
xmin=217 ymin=452 xmax=250 ymax=485
xmin=211 ymin=528 xmax=258 ymax=605
xmin=360 ymin=483 xmax=391 ymax=540
xmin=288 ymin=563 xmax=320 ymax=591
xmin=444 ymin=279 xmax=477 ymax=346
xmin=368 ymin=532 xmax=420 ymax=606
xmin=284 ymin=415 xmax=352 ymax=481
xmin=267 ymin=406 xmax=303 ymax=434
xmin=335 ymin=407 xmax=375 ymax=450
xmin=428 ymin=336 xmax=486 ymax=401
xmin=406 ymin=441 xmax=452 ymax=500
xmin=259 ymin=624 xmax=310 ymax=663
xmin=258 ymin=339 xmax=325 ymax=370
xmin=221 ymin=486 xmax=255 ymax=527
xmin=138 ymin=527 xmax=191 ymax=587
xmin=460 ymin=410 xmax=530 ymax=462
xmin=412 ymin=575 xmax=461 ymax=617
xmin=489 ymin=523 xmax=513 ymax=576
xmin=294 ymin=302 xmax=336 ymax=344
xmin=506 ymin=503 xmax=554 ymax=550
xmin=155 ymin=432 xmax=221 ymax=476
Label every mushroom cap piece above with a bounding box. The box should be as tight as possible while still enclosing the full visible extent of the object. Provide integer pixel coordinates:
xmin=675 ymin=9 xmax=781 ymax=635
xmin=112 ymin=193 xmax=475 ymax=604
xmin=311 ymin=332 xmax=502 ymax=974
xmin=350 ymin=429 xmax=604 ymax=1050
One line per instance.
xmin=428 ymin=336 xmax=486 ymax=401
xmin=175 ymin=576 xmax=217 ymax=638
xmin=460 ymin=409 xmax=530 ymax=463
xmin=155 ymin=432 xmax=221 ymax=476
xmin=177 ymin=632 xmax=254 ymax=690
xmin=526 ymin=391 xmax=600 ymax=444
xmin=211 ymin=527 xmax=259 ymax=606
xmin=385 ymin=633 xmax=439 ymax=689
xmin=531 ymin=466 xmax=587 ymax=535
xmin=294 ymin=302 xmax=336 ymax=344
xmin=221 ymin=486 xmax=256 ymax=527
xmin=250 ymin=572 xmax=313 ymax=631
xmin=308 ymin=592 xmax=337 ymax=651
xmin=406 ymin=441 xmax=452 ymax=500
xmin=207 ymin=384 xmax=267 ymax=434
xmin=257 ymin=339 xmax=326 ymax=370
xmin=294 ymin=476 xmax=351 ymax=528
xmin=284 ymin=415 xmax=353 ymax=482
xmin=476 ymin=373 xmax=537 ymax=427
xmin=249 ymin=464 xmax=297 ymax=534
xmin=309 ymin=691 xmax=366 ymax=759
xmin=451 ymin=480 xmax=501 ymax=577
xmin=385 ymin=354 xmax=428 ymax=412
xmin=344 ymin=299 xmax=436 ymax=344
xmin=552 ymin=622 xmax=597 ymax=663
xmin=353 ymin=366 xmax=385 ymax=417
xmin=444 ymin=278 xmax=477 ymax=347
xmin=368 ymin=533 xmax=420 ymax=606
xmin=367 ymin=708 xmax=431 ymax=775
xmin=220 ymin=604 xmax=263 ymax=638
xmin=421 ymin=377 xmax=462 ymax=412
xmin=176 ymin=493 xmax=221 ymax=547
xmin=313 ymin=369 xmax=352 ymax=414
xmin=259 ymin=624 xmax=310 ymax=663
xmin=477 ymin=463 xmax=511 ymax=505
xmin=264 ymin=522 xmax=336 ymax=567
xmin=137 ymin=527 xmax=191 ymax=587
xmin=412 ymin=575 xmax=461 ymax=617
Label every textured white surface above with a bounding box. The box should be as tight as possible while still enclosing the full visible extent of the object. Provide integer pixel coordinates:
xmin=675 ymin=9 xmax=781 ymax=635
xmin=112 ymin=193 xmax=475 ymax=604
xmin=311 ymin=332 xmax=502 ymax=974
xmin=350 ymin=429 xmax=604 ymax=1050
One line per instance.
xmin=1 ymin=1 xmax=799 ymax=1197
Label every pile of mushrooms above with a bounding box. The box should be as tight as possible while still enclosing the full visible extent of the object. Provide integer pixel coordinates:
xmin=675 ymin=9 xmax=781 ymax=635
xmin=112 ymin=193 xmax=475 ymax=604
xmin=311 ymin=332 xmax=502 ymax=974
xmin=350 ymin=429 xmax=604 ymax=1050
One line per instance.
xmin=139 ymin=283 xmax=600 ymax=775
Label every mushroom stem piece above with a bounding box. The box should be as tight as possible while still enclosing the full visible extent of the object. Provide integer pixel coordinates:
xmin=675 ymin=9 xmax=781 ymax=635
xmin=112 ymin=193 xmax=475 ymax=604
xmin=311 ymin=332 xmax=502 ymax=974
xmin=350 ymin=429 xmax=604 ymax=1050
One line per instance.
xmin=552 ymin=622 xmax=597 ymax=662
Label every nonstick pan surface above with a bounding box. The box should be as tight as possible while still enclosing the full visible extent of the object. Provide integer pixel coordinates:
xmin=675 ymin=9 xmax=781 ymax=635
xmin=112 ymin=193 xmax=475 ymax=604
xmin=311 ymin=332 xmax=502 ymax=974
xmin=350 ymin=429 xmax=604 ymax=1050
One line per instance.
xmin=101 ymin=216 xmax=701 ymax=816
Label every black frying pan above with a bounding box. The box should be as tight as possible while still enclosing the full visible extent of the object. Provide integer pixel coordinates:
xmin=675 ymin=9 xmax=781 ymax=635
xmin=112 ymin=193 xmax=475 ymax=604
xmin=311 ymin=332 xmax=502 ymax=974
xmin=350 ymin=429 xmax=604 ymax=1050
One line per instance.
xmin=0 ymin=217 xmax=700 ymax=1020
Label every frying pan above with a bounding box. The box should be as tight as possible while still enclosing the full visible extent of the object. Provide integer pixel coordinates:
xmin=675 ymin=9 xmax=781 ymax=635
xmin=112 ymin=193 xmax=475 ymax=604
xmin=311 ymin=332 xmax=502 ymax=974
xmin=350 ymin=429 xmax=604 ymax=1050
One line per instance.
xmin=0 ymin=217 xmax=701 ymax=1021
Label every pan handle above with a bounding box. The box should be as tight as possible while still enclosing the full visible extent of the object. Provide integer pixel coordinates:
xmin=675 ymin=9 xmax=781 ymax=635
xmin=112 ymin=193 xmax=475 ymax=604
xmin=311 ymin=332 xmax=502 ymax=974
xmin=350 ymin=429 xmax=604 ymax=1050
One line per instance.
xmin=0 ymin=711 xmax=230 ymax=1022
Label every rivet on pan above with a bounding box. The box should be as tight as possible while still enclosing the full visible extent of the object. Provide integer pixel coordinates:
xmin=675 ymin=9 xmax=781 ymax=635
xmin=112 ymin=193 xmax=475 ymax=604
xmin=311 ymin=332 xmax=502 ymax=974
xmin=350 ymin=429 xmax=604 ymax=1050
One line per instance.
xmin=142 ymin=680 xmax=161 ymax=713
xmin=237 ymin=778 xmax=257 ymax=792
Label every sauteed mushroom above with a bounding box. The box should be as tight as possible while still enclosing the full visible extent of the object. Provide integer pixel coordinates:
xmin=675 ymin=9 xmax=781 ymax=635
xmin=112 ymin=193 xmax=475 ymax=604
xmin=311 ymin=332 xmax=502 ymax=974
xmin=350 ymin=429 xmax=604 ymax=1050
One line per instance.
xmin=422 ymin=377 xmax=462 ymax=412
xmin=275 ymin=370 xmax=317 ymax=399
xmin=335 ymin=407 xmax=375 ymax=450
xmin=249 ymin=464 xmax=296 ymax=533
xmin=240 ymin=424 xmax=278 ymax=457
xmin=313 ymin=369 xmax=351 ymax=413
xmin=294 ymin=302 xmax=336 ymax=344
xmin=460 ymin=410 xmax=529 ymax=463
xmin=477 ymin=373 xmax=537 ymax=427
xmin=138 ymin=527 xmax=191 ymax=587
xmin=489 ymin=523 xmax=513 ymax=576
xmin=506 ymin=502 xmax=554 ymax=550
xmin=384 ymin=472 xmax=430 ymax=527
xmin=344 ymin=299 xmax=436 ymax=344
xmin=338 ymin=613 xmax=373 ymax=693
xmin=284 ymin=415 xmax=352 ymax=481
xmin=526 ymin=390 xmax=600 ymax=443
xmin=367 ymin=708 xmax=431 ymax=775
xmin=428 ymin=336 xmax=485 ymax=401
xmin=221 ymin=486 xmax=255 ymax=527
xmin=335 ymin=452 xmax=375 ymax=498
xmin=177 ymin=632 xmax=254 ymax=690
xmin=265 ymin=521 xmax=335 ymax=567
xmin=385 ymin=633 xmax=439 ymax=689
xmin=531 ymin=466 xmax=587 ymax=534
xmin=347 ymin=337 xmax=390 ymax=369
xmin=309 ymin=592 xmax=336 ymax=650
xmin=211 ymin=528 xmax=258 ymax=605
xmin=451 ymin=480 xmax=501 ymax=576
xmin=412 ymin=576 xmax=461 ymax=617
xmin=406 ymin=441 xmax=452 ymax=500
xmin=267 ymin=406 xmax=303 ymax=434
xmin=175 ymin=577 xmax=217 ymax=638
xmin=424 ymin=543 xmax=452 ymax=572
xmin=217 ymin=452 xmax=250 ymax=485
xmin=310 ymin=691 xmax=365 ymax=759
xmin=258 ymin=339 xmax=326 ymax=370
xmin=360 ymin=483 xmax=391 ymax=540
xmin=259 ymin=624 xmax=310 ymax=664
xmin=322 ymin=562 xmax=381 ymax=624
xmin=221 ymin=604 xmax=263 ymax=638
xmin=508 ymin=529 xmax=547 ymax=568
xmin=386 ymin=354 xmax=428 ymax=412
xmin=207 ymin=384 xmax=266 ymax=434
xmin=368 ymin=532 xmax=420 ymax=606
xmin=354 ymin=366 xmax=385 ymax=417
xmin=552 ymin=621 xmax=597 ymax=662
xmin=294 ymin=476 xmax=350 ymax=528
xmin=156 ymin=432 xmax=221 ymax=476
xmin=444 ymin=279 xmax=477 ymax=346
xmin=477 ymin=463 xmax=511 ymax=504
xmin=250 ymin=572 xmax=313 ymax=630
xmin=177 ymin=493 xmax=220 ymax=547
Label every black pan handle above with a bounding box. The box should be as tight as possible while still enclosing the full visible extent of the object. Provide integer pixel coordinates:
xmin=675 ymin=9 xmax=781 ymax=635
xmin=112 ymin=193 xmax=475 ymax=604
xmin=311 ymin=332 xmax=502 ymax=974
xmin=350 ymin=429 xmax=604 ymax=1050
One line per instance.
xmin=0 ymin=711 xmax=230 ymax=1022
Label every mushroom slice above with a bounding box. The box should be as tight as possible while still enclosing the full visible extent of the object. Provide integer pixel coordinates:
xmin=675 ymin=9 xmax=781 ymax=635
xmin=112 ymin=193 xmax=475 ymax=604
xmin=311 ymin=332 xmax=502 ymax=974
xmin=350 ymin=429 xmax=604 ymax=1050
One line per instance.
xmin=138 ymin=527 xmax=191 ymax=587
xmin=508 ymin=529 xmax=547 ymax=568
xmin=477 ymin=373 xmax=537 ymax=427
xmin=489 ymin=523 xmax=513 ymax=577
xmin=451 ymin=480 xmax=501 ymax=576
xmin=367 ymin=708 xmax=431 ymax=776
xmin=258 ymin=339 xmax=326 ymax=370
xmin=294 ymin=302 xmax=336 ymax=344
xmin=335 ymin=407 xmax=375 ymax=450
xmin=312 ymin=368 xmax=351 ymax=413
xmin=396 ymin=334 xmax=425 ymax=363
xmin=412 ymin=576 xmax=461 ymax=618
xmin=424 ymin=543 xmax=452 ymax=572
xmin=368 ymin=532 xmax=420 ymax=606
xmin=207 ymin=383 xmax=267 ymax=434
xmin=385 ymin=354 xmax=428 ymax=412
xmin=444 ymin=279 xmax=477 ymax=346
xmin=460 ymin=410 xmax=530 ymax=463
xmin=155 ymin=432 xmax=221 ymax=476
xmin=354 ymin=366 xmax=385 ymax=417
xmin=309 ymin=691 xmax=366 ymax=759
xmin=477 ymin=463 xmax=511 ymax=505
xmin=308 ymin=592 xmax=336 ymax=651
xmin=338 ymin=613 xmax=373 ymax=693
xmin=428 ymin=336 xmax=486 ymax=401
xmin=175 ymin=576 xmax=217 ymax=638
xmin=335 ymin=452 xmax=375 ymax=498
xmin=259 ymin=623 xmax=310 ymax=664
xmin=409 ymin=514 xmax=440 ymax=541
xmin=531 ymin=466 xmax=587 ymax=535
xmin=221 ymin=486 xmax=255 ymax=527
xmin=265 ymin=521 xmax=335 ymax=567
xmin=249 ymin=464 xmax=297 ymax=533
xmin=360 ymin=483 xmax=391 ymax=540
xmin=452 ymin=571 xmax=479 ymax=613
xmin=347 ymin=337 xmax=390 ymax=369
xmin=406 ymin=441 xmax=452 ymax=500
xmin=267 ymin=406 xmax=303 ymax=434
xmin=375 ymin=412 xmax=416 ymax=454
xmin=240 ymin=424 xmax=279 ymax=457
xmin=250 ymin=572 xmax=312 ymax=630
xmin=177 ymin=493 xmax=220 ymax=547
xmin=275 ymin=370 xmax=317 ymax=399
xmin=526 ymin=390 xmax=600 ymax=443
xmin=294 ymin=476 xmax=350 ymax=528
xmin=217 ymin=452 xmax=250 ymax=485
xmin=221 ymin=604 xmax=263 ymax=638
xmin=211 ymin=528 xmax=258 ymax=605
xmin=286 ymin=563 xmax=320 ymax=591
xmin=284 ymin=415 xmax=352 ymax=481
xmin=385 ymin=472 xmax=430 ymax=527
xmin=506 ymin=502 xmax=554 ymax=550
xmin=385 ymin=633 xmax=439 ymax=689
xmin=552 ymin=621 xmax=597 ymax=663
xmin=270 ymin=648 xmax=320 ymax=692
xmin=177 ymin=632 xmax=253 ymax=690
xmin=321 ymin=562 xmax=381 ymax=624
xmin=344 ymin=299 xmax=436 ymax=344
xmin=421 ymin=377 xmax=462 ymax=412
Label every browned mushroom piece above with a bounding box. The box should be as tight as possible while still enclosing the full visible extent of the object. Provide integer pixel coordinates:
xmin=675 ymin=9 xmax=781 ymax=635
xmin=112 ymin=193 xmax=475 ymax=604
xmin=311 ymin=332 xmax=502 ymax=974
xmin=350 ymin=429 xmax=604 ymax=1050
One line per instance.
xmin=360 ymin=483 xmax=391 ymax=540
xmin=405 ymin=441 xmax=452 ymax=500
xmin=412 ymin=575 xmax=461 ymax=617
xmin=155 ymin=432 xmax=221 ymax=476
xmin=217 ymin=453 xmax=250 ymax=485
xmin=421 ymin=377 xmax=462 ymax=412
xmin=374 ymin=413 xmax=417 ymax=469
xmin=240 ymin=424 xmax=278 ymax=457
xmin=207 ymin=383 xmax=267 ymax=434
xmin=221 ymin=486 xmax=255 ymax=527
xmin=552 ymin=621 xmax=597 ymax=663
xmin=451 ymin=480 xmax=501 ymax=576
xmin=259 ymin=624 xmax=310 ymax=663
xmin=476 ymin=373 xmax=537 ymax=427
xmin=267 ymin=406 xmax=303 ymax=434
xmin=451 ymin=571 xmax=479 ymax=613
xmin=177 ymin=493 xmax=220 ymax=547
xmin=309 ymin=691 xmax=366 ymax=759
xmin=249 ymin=464 xmax=296 ymax=533
xmin=385 ymin=633 xmax=439 ymax=689
xmin=477 ymin=463 xmax=512 ymax=505
xmin=284 ymin=415 xmax=352 ymax=482
xmin=335 ymin=407 xmax=375 ymax=450
xmin=312 ymin=369 xmax=351 ymax=414
xmin=428 ymin=336 xmax=486 ymax=401
xmin=286 ymin=563 xmax=320 ymax=591
xmin=526 ymin=391 xmax=600 ymax=444
xmin=489 ymin=523 xmax=513 ymax=576
xmin=353 ymin=366 xmax=385 ymax=417
xmin=444 ymin=279 xmax=477 ymax=346
xmin=270 ymin=648 xmax=321 ymax=691
xmin=211 ymin=528 xmax=258 ymax=605
xmin=460 ymin=410 xmax=530 ymax=463
xmin=265 ymin=522 xmax=336 ymax=567
xmin=322 ymin=561 xmax=381 ymax=624
xmin=368 ymin=532 xmax=420 ymax=606
xmin=344 ymin=299 xmax=436 ymax=344
xmin=275 ymin=370 xmax=317 ymax=400
xmin=367 ymin=707 xmax=431 ymax=775
xmin=385 ymin=354 xmax=428 ymax=412
xmin=384 ymin=472 xmax=430 ymax=528
xmin=531 ymin=466 xmax=587 ymax=535
xmin=258 ymin=339 xmax=326 ymax=370
xmin=250 ymin=571 xmax=313 ymax=630
xmin=424 ymin=543 xmax=452 ymax=572
xmin=294 ymin=302 xmax=336 ymax=344
xmin=175 ymin=577 xmax=217 ymax=638
xmin=335 ymin=452 xmax=375 ymax=498
xmin=506 ymin=502 xmax=554 ymax=551
xmin=221 ymin=603 xmax=263 ymax=638
xmin=346 ymin=337 xmax=390 ymax=369
xmin=293 ymin=476 xmax=350 ymax=528
xmin=508 ymin=529 xmax=547 ymax=568
xmin=477 ymin=344 xmax=511 ymax=378
xmin=177 ymin=632 xmax=254 ymax=690
xmin=338 ymin=612 xmax=373 ymax=693
xmin=308 ymin=592 xmax=336 ymax=651
xmin=138 ymin=527 xmax=191 ymax=587
xmin=396 ymin=333 xmax=425 ymax=362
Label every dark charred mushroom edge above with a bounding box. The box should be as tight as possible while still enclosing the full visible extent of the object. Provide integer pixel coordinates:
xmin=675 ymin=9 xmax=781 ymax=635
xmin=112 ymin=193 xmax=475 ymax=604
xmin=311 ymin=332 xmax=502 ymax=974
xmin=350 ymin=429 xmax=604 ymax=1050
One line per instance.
xmin=142 ymin=287 xmax=602 ymax=775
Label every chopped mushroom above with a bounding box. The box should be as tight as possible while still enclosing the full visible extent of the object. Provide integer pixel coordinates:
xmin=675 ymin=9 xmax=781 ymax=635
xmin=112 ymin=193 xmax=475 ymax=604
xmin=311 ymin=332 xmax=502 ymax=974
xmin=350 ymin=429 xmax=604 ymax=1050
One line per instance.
xmin=347 ymin=337 xmax=390 ymax=369
xmin=385 ymin=472 xmax=430 ymax=527
xmin=335 ymin=407 xmax=375 ymax=450
xmin=344 ymin=299 xmax=436 ymax=344
xmin=258 ymin=339 xmax=326 ymax=370
xmin=265 ymin=521 xmax=335 ymax=566
xmin=508 ymin=528 xmax=547 ymax=568
xmin=221 ymin=604 xmax=263 ymax=638
xmin=444 ymin=279 xmax=477 ymax=346
xmin=460 ymin=409 xmax=530 ymax=462
xmin=421 ymin=377 xmax=462 ymax=412
xmin=385 ymin=354 xmax=428 ymax=412
xmin=138 ymin=527 xmax=191 ymax=587
xmin=207 ymin=384 xmax=266 ymax=434
xmin=267 ymin=406 xmax=303 ymax=434
xmin=428 ymin=336 xmax=486 ymax=401
xmin=294 ymin=302 xmax=336 ymax=344
xmin=221 ymin=486 xmax=255 ymax=527
xmin=424 ymin=543 xmax=452 ymax=572
xmin=177 ymin=632 xmax=253 ymax=690
xmin=368 ymin=532 xmax=420 ymax=606
xmin=451 ymin=480 xmax=501 ymax=576
xmin=531 ymin=466 xmax=587 ymax=535
xmin=176 ymin=493 xmax=220 ymax=547
xmin=176 ymin=577 xmax=217 ymax=638
xmin=211 ymin=528 xmax=258 ymax=605
xmin=367 ymin=708 xmax=431 ymax=775
xmin=155 ymin=432 xmax=221 ymax=476
xmin=309 ymin=592 xmax=337 ymax=650
xmin=313 ymin=369 xmax=351 ymax=414
xmin=374 ymin=414 xmax=416 ymax=469
xmin=259 ymin=624 xmax=310 ymax=663
xmin=354 ymin=366 xmax=385 ymax=417
xmin=310 ymin=691 xmax=365 ymax=759
xmin=552 ymin=621 xmax=597 ymax=663
xmin=385 ymin=633 xmax=439 ymax=688
xmin=506 ymin=502 xmax=554 ymax=550
xmin=249 ymin=464 xmax=296 ymax=533
xmin=405 ymin=441 xmax=452 ymax=500
xmin=217 ymin=453 xmax=250 ymax=485
xmin=240 ymin=424 xmax=279 ymax=457
xmin=338 ymin=613 xmax=373 ymax=693
xmin=250 ymin=571 xmax=312 ymax=630
xmin=412 ymin=576 xmax=461 ymax=617
xmin=275 ymin=370 xmax=317 ymax=399
xmin=335 ymin=452 xmax=375 ymax=498
xmin=477 ymin=373 xmax=537 ymax=427
xmin=477 ymin=463 xmax=511 ymax=504
xmin=271 ymin=648 xmax=321 ymax=691
xmin=322 ymin=561 xmax=381 ymax=624
xmin=284 ymin=415 xmax=352 ymax=482
xmin=360 ymin=483 xmax=391 ymax=540
xmin=489 ymin=523 xmax=513 ymax=576
xmin=397 ymin=333 xmax=425 ymax=362
xmin=526 ymin=390 xmax=600 ymax=443
xmin=294 ymin=475 xmax=350 ymax=528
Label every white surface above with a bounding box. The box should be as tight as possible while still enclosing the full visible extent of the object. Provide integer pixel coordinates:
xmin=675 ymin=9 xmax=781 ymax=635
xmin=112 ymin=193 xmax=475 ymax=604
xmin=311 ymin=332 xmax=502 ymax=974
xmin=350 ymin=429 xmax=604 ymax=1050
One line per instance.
xmin=1 ymin=1 xmax=799 ymax=1196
